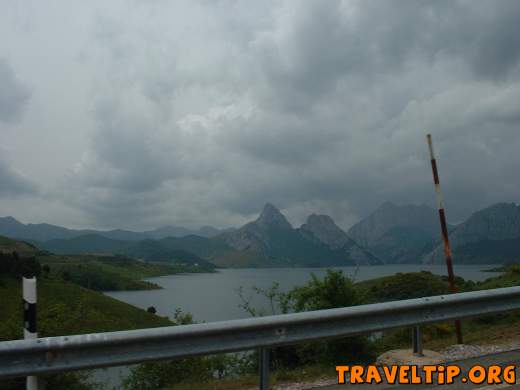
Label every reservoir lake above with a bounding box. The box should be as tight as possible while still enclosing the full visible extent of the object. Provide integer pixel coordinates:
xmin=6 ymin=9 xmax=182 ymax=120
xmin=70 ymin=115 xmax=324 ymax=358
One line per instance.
xmin=106 ymin=264 xmax=500 ymax=323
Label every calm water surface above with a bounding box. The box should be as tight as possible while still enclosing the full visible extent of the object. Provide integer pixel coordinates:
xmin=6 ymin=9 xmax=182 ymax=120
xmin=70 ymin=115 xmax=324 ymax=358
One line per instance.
xmin=106 ymin=265 xmax=500 ymax=323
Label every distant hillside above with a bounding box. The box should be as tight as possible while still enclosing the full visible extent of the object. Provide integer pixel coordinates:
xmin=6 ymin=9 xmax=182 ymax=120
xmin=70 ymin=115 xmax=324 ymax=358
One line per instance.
xmin=1 ymin=235 xmax=212 ymax=291
xmin=0 ymin=216 xmax=231 ymax=242
xmin=144 ymin=225 xmax=233 ymax=239
xmin=0 ymin=216 xmax=80 ymax=241
xmin=124 ymin=239 xmax=216 ymax=267
xmin=33 ymin=235 xmax=216 ymax=268
xmin=347 ymin=202 xmax=448 ymax=263
xmin=424 ymin=203 xmax=520 ymax=264
xmin=40 ymin=234 xmax=129 ymax=254
xmin=158 ymin=235 xmax=232 ymax=260
xmin=0 ymin=235 xmax=40 ymax=256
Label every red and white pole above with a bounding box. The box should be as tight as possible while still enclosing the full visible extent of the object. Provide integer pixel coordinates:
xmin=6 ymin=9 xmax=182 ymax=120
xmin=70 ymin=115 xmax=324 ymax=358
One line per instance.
xmin=427 ymin=134 xmax=463 ymax=344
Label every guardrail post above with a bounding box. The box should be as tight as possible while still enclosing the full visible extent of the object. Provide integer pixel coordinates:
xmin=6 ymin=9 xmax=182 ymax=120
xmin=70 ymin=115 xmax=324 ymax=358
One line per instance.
xmin=23 ymin=276 xmax=39 ymax=390
xmin=259 ymin=348 xmax=270 ymax=390
xmin=412 ymin=326 xmax=423 ymax=356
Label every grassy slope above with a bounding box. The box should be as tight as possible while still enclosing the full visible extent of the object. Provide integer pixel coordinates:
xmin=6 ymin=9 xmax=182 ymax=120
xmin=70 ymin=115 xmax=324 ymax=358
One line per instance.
xmin=33 ymin=234 xmax=218 ymax=268
xmin=0 ymin=275 xmax=172 ymax=342
xmin=37 ymin=254 xmax=211 ymax=291
xmin=477 ymin=264 xmax=520 ymax=289
xmin=0 ymin=235 xmax=39 ymax=256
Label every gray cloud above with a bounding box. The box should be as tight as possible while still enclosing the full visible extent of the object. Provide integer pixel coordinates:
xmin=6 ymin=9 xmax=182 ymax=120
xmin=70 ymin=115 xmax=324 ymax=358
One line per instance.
xmin=0 ymin=59 xmax=30 ymax=123
xmin=0 ymin=158 xmax=37 ymax=197
xmin=1 ymin=1 xmax=520 ymax=229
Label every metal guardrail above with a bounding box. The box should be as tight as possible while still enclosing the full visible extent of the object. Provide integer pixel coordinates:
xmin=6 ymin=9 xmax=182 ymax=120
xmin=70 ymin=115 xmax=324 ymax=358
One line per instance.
xmin=2 ymin=286 xmax=520 ymax=388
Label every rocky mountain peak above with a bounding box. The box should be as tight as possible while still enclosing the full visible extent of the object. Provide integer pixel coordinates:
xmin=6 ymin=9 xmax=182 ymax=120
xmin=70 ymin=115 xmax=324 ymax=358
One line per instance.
xmin=303 ymin=214 xmax=339 ymax=233
xmin=301 ymin=214 xmax=349 ymax=248
xmin=300 ymin=213 xmax=382 ymax=265
xmin=255 ymin=203 xmax=292 ymax=229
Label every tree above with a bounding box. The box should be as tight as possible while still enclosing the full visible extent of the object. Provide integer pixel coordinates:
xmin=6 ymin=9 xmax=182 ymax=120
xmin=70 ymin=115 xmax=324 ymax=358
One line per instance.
xmin=123 ymin=310 xmax=226 ymax=390
xmin=238 ymin=270 xmax=376 ymax=369
xmin=1 ymin=252 xmax=42 ymax=278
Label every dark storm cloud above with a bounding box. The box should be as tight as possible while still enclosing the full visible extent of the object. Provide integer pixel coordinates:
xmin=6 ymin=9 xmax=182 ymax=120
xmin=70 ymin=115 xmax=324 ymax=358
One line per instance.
xmin=70 ymin=0 xmax=520 ymax=227
xmin=0 ymin=59 xmax=31 ymax=123
xmin=4 ymin=0 xmax=519 ymax=229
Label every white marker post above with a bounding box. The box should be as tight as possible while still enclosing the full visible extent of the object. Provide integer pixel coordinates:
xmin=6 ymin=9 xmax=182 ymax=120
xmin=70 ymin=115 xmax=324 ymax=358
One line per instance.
xmin=23 ymin=277 xmax=38 ymax=390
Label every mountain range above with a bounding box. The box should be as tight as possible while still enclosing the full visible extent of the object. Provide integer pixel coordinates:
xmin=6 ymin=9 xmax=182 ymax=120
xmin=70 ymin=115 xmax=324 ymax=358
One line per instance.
xmin=2 ymin=200 xmax=520 ymax=267
xmin=216 ymin=203 xmax=380 ymax=267
xmin=23 ymin=204 xmax=381 ymax=268
xmin=0 ymin=216 xmax=233 ymax=242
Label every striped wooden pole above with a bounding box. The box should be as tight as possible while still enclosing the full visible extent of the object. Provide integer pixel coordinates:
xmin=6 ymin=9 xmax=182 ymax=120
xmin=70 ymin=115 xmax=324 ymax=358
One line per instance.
xmin=23 ymin=276 xmax=39 ymax=390
xmin=427 ymin=134 xmax=463 ymax=344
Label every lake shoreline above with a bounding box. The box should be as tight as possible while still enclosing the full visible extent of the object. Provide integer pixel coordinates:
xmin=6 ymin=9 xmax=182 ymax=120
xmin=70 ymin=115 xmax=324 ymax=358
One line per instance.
xmin=105 ymin=264 xmax=501 ymax=323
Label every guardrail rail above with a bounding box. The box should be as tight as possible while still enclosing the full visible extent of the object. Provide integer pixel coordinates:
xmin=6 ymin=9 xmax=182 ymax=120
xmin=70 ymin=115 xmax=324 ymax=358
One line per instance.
xmin=2 ymin=286 xmax=520 ymax=389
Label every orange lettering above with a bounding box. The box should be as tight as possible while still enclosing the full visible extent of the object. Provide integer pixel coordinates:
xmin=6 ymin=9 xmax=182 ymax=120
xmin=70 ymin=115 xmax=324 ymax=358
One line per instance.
xmin=336 ymin=366 xmax=349 ymax=384
xmin=422 ymin=365 xmax=437 ymax=384
xmin=399 ymin=365 xmax=410 ymax=384
xmin=350 ymin=365 xmax=364 ymax=384
xmin=365 ymin=365 xmax=382 ymax=384
xmin=410 ymin=365 xmax=422 ymax=384
xmin=487 ymin=365 xmax=502 ymax=384
xmin=446 ymin=365 xmax=461 ymax=384
xmin=504 ymin=365 xmax=516 ymax=384
xmin=383 ymin=365 xmax=398 ymax=384
xmin=468 ymin=365 xmax=486 ymax=384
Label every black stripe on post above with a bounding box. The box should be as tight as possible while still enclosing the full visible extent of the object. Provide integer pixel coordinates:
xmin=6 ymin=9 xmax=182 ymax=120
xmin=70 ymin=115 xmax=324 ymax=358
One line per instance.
xmin=431 ymin=159 xmax=440 ymax=185
xmin=23 ymin=300 xmax=37 ymax=334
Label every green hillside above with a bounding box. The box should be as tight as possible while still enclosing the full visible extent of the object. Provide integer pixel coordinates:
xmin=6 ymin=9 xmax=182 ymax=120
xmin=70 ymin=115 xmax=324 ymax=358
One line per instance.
xmin=159 ymin=235 xmax=232 ymax=260
xmin=39 ymin=234 xmax=129 ymax=254
xmin=355 ymin=271 xmax=478 ymax=303
xmin=0 ymin=275 xmax=172 ymax=342
xmin=0 ymin=274 xmax=173 ymax=389
xmin=124 ymin=239 xmax=216 ymax=267
xmin=34 ymin=234 xmax=217 ymax=268
xmin=477 ymin=264 xmax=520 ymax=289
xmin=37 ymin=254 xmax=198 ymax=291
xmin=0 ymin=235 xmax=40 ymax=256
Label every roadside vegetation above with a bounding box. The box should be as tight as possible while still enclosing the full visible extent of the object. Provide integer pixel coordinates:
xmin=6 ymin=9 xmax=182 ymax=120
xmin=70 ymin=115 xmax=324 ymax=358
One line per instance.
xmin=3 ymin=240 xmax=520 ymax=390
xmin=153 ymin=267 xmax=520 ymax=390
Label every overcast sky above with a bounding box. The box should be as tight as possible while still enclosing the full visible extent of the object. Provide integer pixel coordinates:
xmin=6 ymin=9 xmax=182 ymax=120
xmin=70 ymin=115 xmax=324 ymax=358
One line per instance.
xmin=1 ymin=0 xmax=520 ymax=231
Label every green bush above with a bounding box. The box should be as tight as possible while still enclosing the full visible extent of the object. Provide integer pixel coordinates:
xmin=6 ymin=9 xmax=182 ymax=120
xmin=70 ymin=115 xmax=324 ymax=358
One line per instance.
xmin=0 ymin=252 xmax=41 ymax=278
xmin=239 ymin=270 xmax=376 ymax=371
xmin=122 ymin=310 xmax=237 ymax=390
xmin=363 ymin=271 xmax=450 ymax=302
